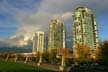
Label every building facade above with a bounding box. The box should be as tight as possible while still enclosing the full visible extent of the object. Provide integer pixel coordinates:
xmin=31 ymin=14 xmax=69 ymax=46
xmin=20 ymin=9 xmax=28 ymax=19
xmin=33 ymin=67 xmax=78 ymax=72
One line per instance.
xmin=73 ymin=7 xmax=99 ymax=50
xmin=48 ymin=19 xmax=66 ymax=53
xmin=32 ymin=32 xmax=45 ymax=53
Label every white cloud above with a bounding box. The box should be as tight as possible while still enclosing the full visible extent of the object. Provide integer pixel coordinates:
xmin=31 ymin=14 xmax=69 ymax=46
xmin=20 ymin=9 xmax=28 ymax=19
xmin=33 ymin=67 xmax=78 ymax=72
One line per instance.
xmin=1 ymin=0 xmax=108 ymax=47
xmin=16 ymin=0 xmax=108 ymax=37
xmin=61 ymin=12 xmax=73 ymax=21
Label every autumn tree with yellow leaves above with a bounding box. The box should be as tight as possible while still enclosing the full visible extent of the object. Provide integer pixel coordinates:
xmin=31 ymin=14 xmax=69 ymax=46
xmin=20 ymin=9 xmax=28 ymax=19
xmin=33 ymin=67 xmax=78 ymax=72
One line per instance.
xmin=73 ymin=43 xmax=91 ymax=64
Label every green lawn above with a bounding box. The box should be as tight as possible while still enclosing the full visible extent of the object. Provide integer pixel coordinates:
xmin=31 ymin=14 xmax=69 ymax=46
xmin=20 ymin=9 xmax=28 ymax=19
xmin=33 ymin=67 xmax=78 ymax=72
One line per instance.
xmin=0 ymin=61 xmax=54 ymax=72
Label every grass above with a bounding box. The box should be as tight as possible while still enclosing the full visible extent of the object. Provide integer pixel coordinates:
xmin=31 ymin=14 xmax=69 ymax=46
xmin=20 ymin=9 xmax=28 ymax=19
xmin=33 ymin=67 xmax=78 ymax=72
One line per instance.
xmin=0 ymin=61 xmax=54 ymax=72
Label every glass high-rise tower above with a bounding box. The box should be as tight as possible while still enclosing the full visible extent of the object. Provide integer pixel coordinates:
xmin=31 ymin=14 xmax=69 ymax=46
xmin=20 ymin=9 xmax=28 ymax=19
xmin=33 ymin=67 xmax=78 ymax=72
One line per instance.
xmin=73 ymin=7 xmax=99 ymax=50
xmin=32 ymin=32 xmax=45 ymax=53
xmin=48 ymin=19 xmax=66 ymax=53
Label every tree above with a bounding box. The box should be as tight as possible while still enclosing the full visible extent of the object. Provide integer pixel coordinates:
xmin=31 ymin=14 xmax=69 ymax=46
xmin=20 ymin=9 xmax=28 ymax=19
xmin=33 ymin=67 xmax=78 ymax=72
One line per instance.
xmin=1 ymin=52 xmax=9 ymax=60
xmin=94 ymin=45 xmax=103 ymax=63
xmin=94 ymin=41 xmax=108 ymax=65
xmin=62 ymin=48 xmax=73 ymax=66
xmin=48 ymin=48 xmax=58 ymax=64
xmin=42 ymin=51 xmax=49 ymax=63
xmin=36 ymin=52 xmax=40 ymax=63
xmin=73 ymin=43 xmax=91 ymax=64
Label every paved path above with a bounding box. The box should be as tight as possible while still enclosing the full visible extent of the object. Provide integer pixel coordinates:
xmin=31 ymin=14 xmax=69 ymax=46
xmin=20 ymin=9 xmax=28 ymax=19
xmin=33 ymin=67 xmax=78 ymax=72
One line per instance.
xmin=40 ymin=63 xmax=60 ymax=72
xmin=17 ymin=61 xmax=60 ymax=71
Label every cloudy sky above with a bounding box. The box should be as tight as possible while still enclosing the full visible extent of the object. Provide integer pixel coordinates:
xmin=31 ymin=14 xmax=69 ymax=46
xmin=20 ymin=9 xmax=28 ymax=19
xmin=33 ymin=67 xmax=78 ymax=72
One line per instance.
xmin=0 ymin=0 xmax=108 ymax=46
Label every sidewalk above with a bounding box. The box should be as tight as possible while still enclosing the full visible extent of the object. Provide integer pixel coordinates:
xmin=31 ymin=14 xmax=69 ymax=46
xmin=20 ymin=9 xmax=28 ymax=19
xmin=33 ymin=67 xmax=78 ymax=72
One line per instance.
xmin=19 ymin=61 xmax=60 ymax=72
xmin=40 ymin=63 xmax=60 ymax=72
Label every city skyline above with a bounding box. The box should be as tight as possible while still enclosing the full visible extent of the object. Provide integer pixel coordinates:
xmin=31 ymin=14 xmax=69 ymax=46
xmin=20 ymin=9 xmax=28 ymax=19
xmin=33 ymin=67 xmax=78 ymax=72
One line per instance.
xmin=0 ymin=1 xmax=108 ymax=72
xmin=0 ymin=0 xmax=108 ymax=47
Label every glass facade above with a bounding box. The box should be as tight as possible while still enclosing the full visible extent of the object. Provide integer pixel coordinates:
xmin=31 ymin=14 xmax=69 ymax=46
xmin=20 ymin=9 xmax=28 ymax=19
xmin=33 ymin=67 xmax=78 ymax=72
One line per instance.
xmin=48 ymin=19 xmax=66 ymax=53
xmin=73 ymin=7 xmax=99 ymax=50
xmin=32 ymin=32 xmax=45 ymax=53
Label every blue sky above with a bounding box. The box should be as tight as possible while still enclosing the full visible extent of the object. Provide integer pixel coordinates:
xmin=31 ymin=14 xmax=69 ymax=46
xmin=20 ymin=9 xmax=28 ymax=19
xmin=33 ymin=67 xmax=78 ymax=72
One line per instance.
xmin=0 ymin=0 xmax=41 ymax=38
xmin=0 ymin=0 xmax=108 ymax=42
xmin=97 ymin=16 xmax=108 ymax=40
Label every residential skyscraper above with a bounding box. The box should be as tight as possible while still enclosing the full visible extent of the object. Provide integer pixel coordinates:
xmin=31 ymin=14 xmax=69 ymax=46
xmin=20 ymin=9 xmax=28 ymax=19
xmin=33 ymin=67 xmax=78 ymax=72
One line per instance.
xmin=48 ymin=19 xmax=66 ymax=53
xmin=32 ymin=32 xmax=45 ymax=53
xmin=73 ymin=7 xmax=99 ymax=50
